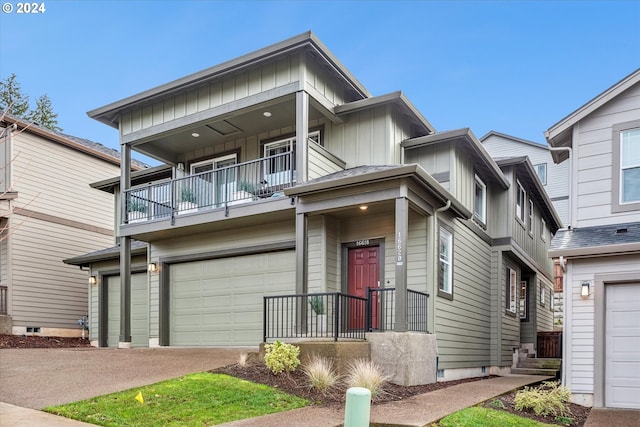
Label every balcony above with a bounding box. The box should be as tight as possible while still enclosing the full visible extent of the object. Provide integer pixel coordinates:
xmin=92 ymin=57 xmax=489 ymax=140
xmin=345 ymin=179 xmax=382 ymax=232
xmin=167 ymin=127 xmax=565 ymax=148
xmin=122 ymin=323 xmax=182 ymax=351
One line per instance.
xmin=124 ymin=151 xmax=294 ymax=223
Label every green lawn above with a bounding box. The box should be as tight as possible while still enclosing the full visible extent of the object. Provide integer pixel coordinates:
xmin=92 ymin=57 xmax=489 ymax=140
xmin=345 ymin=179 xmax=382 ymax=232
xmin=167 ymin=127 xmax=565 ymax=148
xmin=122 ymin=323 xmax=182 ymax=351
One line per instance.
xmin=44 ymin=373 xmax=308 ymax=427
xmin=437 ymin=406 xmax=558 ymax=427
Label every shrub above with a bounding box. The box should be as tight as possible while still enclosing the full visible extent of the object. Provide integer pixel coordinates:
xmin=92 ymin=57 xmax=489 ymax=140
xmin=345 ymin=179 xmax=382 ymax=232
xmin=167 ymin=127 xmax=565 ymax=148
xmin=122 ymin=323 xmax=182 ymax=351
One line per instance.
xmin=514 ymin=381 xmax=571 ymax=417
xmin=344 ymin=359 xmax=388 ymax=398
xmin=264 ymin=341 xmax=300 ymax=375
xmin=302 ymin=356 xmax=340 ymax=393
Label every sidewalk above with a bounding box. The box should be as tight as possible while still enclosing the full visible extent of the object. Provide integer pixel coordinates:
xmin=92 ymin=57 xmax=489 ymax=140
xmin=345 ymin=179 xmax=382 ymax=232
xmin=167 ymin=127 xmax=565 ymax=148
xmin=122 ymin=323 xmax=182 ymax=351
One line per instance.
xmin=219 ymin=374 xmax=552 ymax=427
xmin=0 ymin=402 xmax=95 ymax=427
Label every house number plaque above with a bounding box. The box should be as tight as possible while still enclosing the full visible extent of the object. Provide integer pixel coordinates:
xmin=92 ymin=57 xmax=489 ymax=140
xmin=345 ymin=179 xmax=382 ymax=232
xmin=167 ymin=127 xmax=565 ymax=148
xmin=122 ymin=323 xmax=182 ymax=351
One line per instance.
xmin=355 ymin=239 xmax=370 ymax=247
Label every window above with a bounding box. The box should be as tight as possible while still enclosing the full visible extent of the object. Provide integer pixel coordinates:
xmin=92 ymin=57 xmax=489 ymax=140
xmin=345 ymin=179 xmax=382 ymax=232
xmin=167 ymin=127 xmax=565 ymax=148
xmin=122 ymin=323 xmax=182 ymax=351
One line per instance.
xmin=528 ymin=199 xmax=534 ymax=235
xmin=473 ymin=174 xmax=487 ymax=224
xmin=541 ymin=218 xmax=547 ymax=242
xmin=534 ymin=163 xmax=547 ymax=185
xmin=506 ymin=268 xmax=517 ymax=314
xmin=613 ymin=120 xmax=640 ymax=213
xmin=516 ymin=180 xmax=526 ymax=223
xmin=438 ymin=226 xmax=453 ymax=297
xmin=262 ymin=131 xmax=320 ymax=187
xmin=519 ymin=280 xmax=528 ymax=320
xmin=540 ymin=284 xmax=546 ymax=307
xmin=620 ymin=127 xmax=640 ymax=203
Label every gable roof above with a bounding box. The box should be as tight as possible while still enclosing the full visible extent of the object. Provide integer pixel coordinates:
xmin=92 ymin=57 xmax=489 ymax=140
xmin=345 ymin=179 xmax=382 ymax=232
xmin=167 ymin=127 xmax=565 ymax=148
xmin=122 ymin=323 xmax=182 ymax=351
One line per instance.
xmin=88 ymin=31 xmax=371 ymax=128
xmin=545 ymin=68 xmax=640 ymax=163
xmin=335 ymin=91 xmax=436 ymax=136
xmin=495 ymin=156 xmax=563 ymax=231
xmin=549 ymin=222 xmax=640 ymax=258
xmin=402 ymin=128 xmax=510 ymax=189
xmin=480 ymin=130 xmax=549 ymax=151
xmin=1 ymin=115 xmax=146 ymax=170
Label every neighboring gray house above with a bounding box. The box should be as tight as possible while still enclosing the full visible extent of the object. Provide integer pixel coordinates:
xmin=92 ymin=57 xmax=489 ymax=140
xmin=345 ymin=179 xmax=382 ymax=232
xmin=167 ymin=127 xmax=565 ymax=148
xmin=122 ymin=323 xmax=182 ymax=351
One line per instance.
xmin=0 ymin=115 xmax=138 ymax=337
xmin=481 ymin=131 xmax=569 ymax=227
xmin=66 ymin=32 xmax=561 ymax=384
xmin=547 ymin=68 xmax=640 ymax=409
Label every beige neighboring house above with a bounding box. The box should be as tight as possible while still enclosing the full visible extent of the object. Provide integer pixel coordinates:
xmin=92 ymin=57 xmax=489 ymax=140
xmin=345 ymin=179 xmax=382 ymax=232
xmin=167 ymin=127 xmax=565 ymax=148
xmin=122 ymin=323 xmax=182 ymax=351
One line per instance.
xmin=0 ymin=115 xmax=142 ymax=337
xmin=546 ymin=68 xmax=640 ymax=409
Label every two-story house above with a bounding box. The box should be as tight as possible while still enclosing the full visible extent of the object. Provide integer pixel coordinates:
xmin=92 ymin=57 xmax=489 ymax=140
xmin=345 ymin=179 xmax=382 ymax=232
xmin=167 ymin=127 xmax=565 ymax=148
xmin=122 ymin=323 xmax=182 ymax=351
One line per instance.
xmin=546 ymin=68 xmax=640 ymax=409
xmin=67 ymin=32 xmax=560 ymax=385
xmin=0 ymin=115 xmax=141 ymax=337
xmin=481 ymin=131 xmax=569 ymax=326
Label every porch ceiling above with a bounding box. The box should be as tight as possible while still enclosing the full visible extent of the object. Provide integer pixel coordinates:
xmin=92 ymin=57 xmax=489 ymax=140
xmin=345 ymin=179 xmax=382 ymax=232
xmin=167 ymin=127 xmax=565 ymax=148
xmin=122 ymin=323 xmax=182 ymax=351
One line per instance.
xmin=131 ymin=95 xmax=326 ymax=165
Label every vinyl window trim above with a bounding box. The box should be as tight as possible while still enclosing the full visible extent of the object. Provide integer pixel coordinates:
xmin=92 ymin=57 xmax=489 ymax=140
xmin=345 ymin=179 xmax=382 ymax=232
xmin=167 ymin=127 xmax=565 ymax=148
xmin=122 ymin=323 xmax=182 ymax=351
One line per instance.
xmin=612 ymin=119 xmax=640 ymax=213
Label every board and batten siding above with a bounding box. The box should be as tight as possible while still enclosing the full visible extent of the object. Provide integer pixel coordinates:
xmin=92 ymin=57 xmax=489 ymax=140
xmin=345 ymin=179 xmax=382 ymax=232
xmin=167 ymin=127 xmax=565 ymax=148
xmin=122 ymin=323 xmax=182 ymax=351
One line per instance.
xmin=147 ymin=221 xmax=295 ymax=340
xmin=434 ymin=218 xmax=492 ymax=369
xmin=565 ymin=255 xmax=640 ymax=398
xmin=482 ymin=134 xmax=569 ymax=226
xmin=573 ymin=82 xmax=640 ymax=227
xmin=403 ymin=142 xmax=452 ymax=192
xmin=11 ymin=132 xmax=118 ymax=228
xmin=120 ymin=54 xmax=302 ymax=137
xmin=304 ymin=51 xmax=352 ymax=106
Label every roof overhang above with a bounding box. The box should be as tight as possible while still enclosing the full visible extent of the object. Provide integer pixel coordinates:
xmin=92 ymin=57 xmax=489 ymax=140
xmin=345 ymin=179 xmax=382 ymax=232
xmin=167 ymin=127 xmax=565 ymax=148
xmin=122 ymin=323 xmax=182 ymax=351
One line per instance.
xmin=285 ymin=164 xmax=472 ymax=219
xmin=88 ymin=31 xmax=370 ymax=129
xmin=548 ymin=241 xmax=640 ymax=259
xmin=335 ymin=91 xmax=436 ymax=136
xmin=91 ymin=164 xmax=173 ymax=194
xmin=402 ymin=128 xmax=510 ymax=190
xmin=545 ymin=68 xmax=640 ymax=163
xmin=63 ymin=241 xmax=148 ymax=267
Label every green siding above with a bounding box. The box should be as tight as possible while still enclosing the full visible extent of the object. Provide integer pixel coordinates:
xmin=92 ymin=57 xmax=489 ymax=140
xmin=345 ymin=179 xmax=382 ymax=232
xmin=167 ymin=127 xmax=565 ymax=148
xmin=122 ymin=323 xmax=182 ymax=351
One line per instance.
xmin=501 ymin=256 xmax=521 ymax=365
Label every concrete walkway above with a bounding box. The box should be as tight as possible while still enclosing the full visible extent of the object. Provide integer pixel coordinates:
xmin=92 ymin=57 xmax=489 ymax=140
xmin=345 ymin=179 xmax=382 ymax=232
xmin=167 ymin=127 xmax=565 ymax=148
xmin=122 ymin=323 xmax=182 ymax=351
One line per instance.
xmin=583 ymin=408 xmax=640 ymax=427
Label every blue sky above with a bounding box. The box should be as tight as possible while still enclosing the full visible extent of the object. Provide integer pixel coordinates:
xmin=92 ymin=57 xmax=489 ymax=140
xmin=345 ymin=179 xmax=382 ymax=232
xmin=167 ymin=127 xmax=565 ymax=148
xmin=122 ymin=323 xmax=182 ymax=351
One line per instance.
xmin=1 ymin=0 xmax=639 ymax=163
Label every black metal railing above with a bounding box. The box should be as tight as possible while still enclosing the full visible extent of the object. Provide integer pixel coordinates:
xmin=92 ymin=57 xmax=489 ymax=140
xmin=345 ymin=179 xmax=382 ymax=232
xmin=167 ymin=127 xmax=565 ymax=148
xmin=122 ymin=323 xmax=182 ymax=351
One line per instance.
xmin=0 ymin=285 xmax=7 ymax=315
xmin=367 ymin=288 xmax=429 ymax=333
xmin=123 ymin=151 xmax=294 ymax=223
xmin=263 ymin=292 xmax=367 ymax=342
xmin=263 ymin=288 xmax=429 ymax=342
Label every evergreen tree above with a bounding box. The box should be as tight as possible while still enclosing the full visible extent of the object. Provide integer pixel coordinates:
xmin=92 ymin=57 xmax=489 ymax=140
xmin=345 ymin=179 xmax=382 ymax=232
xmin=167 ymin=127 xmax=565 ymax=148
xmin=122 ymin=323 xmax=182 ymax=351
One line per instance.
xmin=0 ymin=73 xmax=30 ymax=118
xmin=26 ymin=94 xmax=62 ymax=132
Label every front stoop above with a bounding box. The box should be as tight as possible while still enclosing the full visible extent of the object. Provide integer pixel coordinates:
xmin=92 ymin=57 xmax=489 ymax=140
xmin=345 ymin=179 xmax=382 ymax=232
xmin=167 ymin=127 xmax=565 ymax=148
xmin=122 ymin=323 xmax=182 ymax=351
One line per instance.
xmin=512 ymin=357 xmax=561 ymax=377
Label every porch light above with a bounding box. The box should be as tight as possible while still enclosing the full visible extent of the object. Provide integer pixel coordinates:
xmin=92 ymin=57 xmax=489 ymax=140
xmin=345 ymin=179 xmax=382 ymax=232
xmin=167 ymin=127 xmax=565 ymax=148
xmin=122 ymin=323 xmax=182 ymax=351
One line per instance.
xmin=148 ymin=263 xmax=158 ymax=273
xmin=359 ymin=205 xmax=368 ymax=211
xmin=263 ymin=111 xmax=272 ymax=117
xmin=191 ymin=132 xmax=200 ymax=138
xmin=581 ymin=281 xmax=590 ymax=298
xmin=88 ymin=276 xmax=97 ymax=285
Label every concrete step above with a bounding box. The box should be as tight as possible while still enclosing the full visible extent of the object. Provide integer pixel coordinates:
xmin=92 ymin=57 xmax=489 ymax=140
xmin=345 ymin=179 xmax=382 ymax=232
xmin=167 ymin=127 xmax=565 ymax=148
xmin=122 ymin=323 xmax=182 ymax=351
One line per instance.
xmin=511 ymin=367 xmax=559 ymax=376
xmin=517 ymin=358 xmax=561 ymax=369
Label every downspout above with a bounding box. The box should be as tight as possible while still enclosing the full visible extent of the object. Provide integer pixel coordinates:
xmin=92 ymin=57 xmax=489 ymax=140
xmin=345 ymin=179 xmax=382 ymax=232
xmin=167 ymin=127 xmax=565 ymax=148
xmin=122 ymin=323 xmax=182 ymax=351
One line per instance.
xmin=548 ymin=146 xmax=572 ymax=229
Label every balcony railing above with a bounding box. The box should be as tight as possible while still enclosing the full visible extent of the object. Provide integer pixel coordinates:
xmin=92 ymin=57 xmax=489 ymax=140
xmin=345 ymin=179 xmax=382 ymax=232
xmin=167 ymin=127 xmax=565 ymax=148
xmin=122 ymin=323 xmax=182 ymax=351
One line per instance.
xmin=263 ymin=288 xmax=429 ymax=342
xmin=0 ymin=285 xmax=7 ymax=315
xmin=124 ymin=151 xmax=294 ymax=223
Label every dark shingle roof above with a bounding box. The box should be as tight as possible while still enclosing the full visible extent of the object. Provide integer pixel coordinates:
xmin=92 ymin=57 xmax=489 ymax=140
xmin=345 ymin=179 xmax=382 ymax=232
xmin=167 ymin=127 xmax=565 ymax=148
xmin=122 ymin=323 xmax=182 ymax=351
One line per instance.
xmin=56 ymin=131 xmax=148 ymax=169
xmin=550 ymin=222 xmax=640 ymax=255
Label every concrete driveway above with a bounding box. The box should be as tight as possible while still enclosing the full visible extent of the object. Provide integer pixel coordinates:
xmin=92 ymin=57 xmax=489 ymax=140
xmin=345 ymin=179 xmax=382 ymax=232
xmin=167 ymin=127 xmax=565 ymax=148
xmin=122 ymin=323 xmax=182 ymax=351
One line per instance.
xmin=0 ymin=347 xmax=247 ymax=409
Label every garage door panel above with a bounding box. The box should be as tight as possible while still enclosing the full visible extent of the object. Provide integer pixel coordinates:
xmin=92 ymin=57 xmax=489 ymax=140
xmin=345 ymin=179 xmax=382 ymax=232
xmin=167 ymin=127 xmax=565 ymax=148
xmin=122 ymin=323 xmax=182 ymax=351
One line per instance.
xmin=170 ymin=251 xmax=294 ymax=346
xmin=106 ymin=274 xmax=148 ymax=348
xmin=606 ymin=283 xmax=640 ymax=409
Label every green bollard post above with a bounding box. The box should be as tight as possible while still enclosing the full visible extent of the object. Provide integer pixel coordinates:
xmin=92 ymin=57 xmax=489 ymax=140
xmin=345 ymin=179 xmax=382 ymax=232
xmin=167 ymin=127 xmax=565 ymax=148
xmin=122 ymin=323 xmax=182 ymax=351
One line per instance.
xmin=344 ymin=386 xmax=371 ymax=427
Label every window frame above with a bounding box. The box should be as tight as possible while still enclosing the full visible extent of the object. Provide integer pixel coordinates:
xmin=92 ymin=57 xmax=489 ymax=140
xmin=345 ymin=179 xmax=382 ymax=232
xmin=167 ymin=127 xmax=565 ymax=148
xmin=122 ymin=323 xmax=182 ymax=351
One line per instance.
xmin=612 ymin=119 xmax=640 ymax=213
xmin=437 ymin=224 xmax=454 ymax=299
xmin=528 ymin=199 xmax=534 ymax=236
xmin=534 ymin=163 xmax=547 ymax=186
xmin=506 ymin=267 xmax=517 ymax=315
xmin=519 ymin=279 xmax=528 ymax=320
xmin=516 ymin=180 xmax=526 ymax=224
xmin=473 ymin=174 xmax=487 ymax=225
xmin=541 ymin=217 xmax=547 ymax=242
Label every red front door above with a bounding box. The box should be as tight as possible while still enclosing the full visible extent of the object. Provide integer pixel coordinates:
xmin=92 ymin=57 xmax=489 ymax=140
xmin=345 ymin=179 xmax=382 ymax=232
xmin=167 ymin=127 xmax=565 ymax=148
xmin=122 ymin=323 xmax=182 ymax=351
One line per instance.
xmin=348 ymin=246 xmax=379 ymax=329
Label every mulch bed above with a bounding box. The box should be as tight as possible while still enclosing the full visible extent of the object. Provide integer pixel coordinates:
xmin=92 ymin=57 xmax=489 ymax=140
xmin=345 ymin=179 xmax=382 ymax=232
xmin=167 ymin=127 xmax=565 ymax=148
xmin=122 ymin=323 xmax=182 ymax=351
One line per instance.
xmin=0 ymin=334 xmax=92 ymax=349
xmin=214 ymin=363 xmax=590 ymax=426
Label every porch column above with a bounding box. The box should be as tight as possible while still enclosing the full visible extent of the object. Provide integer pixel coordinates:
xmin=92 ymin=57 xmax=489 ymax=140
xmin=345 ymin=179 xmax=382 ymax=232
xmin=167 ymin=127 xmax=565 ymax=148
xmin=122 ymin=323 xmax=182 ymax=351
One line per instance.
xmin=295 ymin=211 xmax=307 ymax=295
xmin=295 ymin=91 xmax=309 ymax=184
xmin=394 ymin=197 xmax=409 ymax=332
xmin=119 ymin=144 xmax=132 ymax=347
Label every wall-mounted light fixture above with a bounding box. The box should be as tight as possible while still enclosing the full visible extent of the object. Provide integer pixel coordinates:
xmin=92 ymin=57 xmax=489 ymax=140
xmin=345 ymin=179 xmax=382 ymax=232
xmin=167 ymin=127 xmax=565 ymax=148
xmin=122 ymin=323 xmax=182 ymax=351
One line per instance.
xmin=359 ymin=205 xmax=368 ymax=211
xmin=88 ymin=276 xmax=97 ymax=285
xmin=581 ymin=281 xmax=590 ymax=298
xmin=148 ymin=263 xmax=158 ymax=273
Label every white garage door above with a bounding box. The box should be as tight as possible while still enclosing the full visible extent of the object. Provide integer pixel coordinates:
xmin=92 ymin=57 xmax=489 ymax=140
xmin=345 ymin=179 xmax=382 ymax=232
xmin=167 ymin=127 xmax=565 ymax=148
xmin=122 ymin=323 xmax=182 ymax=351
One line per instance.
xmin=170 ymin=251 xmax=295 ymax=346
xmin=605 ymin=283 xmax=640 ymax=409
xmin=107 ymin=274 xmax=149 ymax=348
